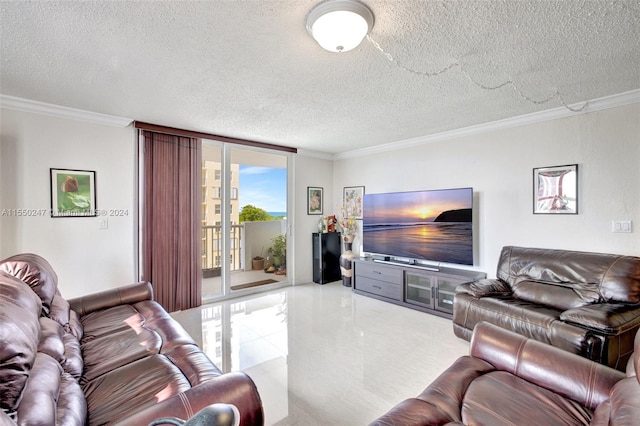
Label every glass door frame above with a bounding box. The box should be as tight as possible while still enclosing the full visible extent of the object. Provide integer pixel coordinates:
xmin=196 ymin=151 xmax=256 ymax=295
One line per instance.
xmin=206 ymin=142 xmax=293 ymax=302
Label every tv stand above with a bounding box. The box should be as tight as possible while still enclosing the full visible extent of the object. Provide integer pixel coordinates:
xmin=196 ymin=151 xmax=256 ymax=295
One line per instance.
xmin=353 ymin=258 xmax=486 ymax=318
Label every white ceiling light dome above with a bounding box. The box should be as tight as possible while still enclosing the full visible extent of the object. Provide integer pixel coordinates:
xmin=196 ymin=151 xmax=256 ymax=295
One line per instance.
xmin=306 ymin=0 xmax=375 ymax=53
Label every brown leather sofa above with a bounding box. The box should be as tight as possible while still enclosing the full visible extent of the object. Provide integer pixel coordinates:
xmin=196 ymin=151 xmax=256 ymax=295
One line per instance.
xmin=0 ymin=253 xmax=264 ymax=425
xmin=453 ymin=246 xmax=640 ymax=370
xmin=371 ymin=321 xmax=640 ymax=425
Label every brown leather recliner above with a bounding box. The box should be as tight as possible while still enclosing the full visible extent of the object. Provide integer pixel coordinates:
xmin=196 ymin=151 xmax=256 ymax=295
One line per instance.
xmin=371 ymin=321 xmax=640 ymax=425
xmin=453 ymin=246 xmax=640 ymax=370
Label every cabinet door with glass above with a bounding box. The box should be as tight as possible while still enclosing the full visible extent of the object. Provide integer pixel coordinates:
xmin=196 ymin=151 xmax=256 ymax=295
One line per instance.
xmin=434 ymin=276 xmax=459 ymax=314
xmin=404 ymin=272 xmax=435 ymax=309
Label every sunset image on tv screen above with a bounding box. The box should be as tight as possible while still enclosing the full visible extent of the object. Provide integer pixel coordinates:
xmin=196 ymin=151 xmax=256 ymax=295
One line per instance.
xmin=363 ymin=188 xmax=473 ymax=265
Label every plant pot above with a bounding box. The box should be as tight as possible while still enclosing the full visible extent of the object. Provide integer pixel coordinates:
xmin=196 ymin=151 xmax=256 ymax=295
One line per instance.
xmin=252 ymin=258 xmax=265 ymax=270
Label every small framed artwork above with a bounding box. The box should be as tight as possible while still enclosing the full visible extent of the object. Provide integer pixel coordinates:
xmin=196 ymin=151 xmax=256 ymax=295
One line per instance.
xmin=307 ymin=186 xmax=323 ymax=215
xmin=343 ymin=186 xmax=365 ymax=219
xmin=533 ymin=164 xmax=578 ymax=214
xmin=50 ymin=168 xmax=97 ymax=217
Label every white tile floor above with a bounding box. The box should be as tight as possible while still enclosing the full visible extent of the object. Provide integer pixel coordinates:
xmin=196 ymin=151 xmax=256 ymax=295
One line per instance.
xmin=171 ymin=281 xmax=470 ymax=425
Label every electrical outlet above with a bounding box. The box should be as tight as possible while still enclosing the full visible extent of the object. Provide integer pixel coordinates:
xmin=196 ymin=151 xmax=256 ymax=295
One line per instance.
xmin=611 ymin=220 xmax=632 ymax=233
xmin=99 ymin=218 xmax=108 ymax=230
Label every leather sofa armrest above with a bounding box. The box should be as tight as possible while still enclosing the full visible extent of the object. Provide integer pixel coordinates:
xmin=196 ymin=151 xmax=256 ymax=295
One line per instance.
xmin=606 ymin=377 xmax=640 ymax=425
xmin=470 ymin=322 xmax=625 ymax=410
xmin=370 ymin=356 xmax=495 ymax=426
xmin=68 ymin=281 xmax=153 ymax=316
xmin=456 ymin=278 xmax=511 ymax=298
xmin=148 ymin=403 xmax=239 ymax=426
xmin=559 ymin=304 xmax=640 ymax=334
xmin=115 ymin=372 xmax=263 ymax=426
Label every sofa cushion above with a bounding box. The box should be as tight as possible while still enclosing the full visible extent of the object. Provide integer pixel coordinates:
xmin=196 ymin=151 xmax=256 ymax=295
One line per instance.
xmin=38 ymin=316 xmax=66 ymax=363
xmin=81 ymin=304 xmax=146 ymax=341
xmin=560 ymin=303 xmax=640 ymax=334
xmin=83 ymin=354 xmax=192 ymax=425
xmin=456 ymin=278 xmax=511 ymax=298
xmin=511 ymin=278 xmax=600 ymax=310
xmin=81 ymin=326 xmax=162 ymax=383
xmin=68 ymin=309 xmax=83 ymax=341
xmin=36 ymin=316 xmax=84 ymax=380
xmin=454 ymin=293 xmax=562 ymax=344
xmin=56 ymin=373 xmax=87 ymax=426
xmin=0 ymin=253 xmax=58 ymax=315
xmin=0 ymin=272 xmax=42 ymax=417
xmin=163 ymin=345 xmax=223 ymax=386
xmin=135 ymin=301 xmax=200 ymax=350
xmin=461 ymin=371 xmax=593 ymax=425
xmin=62 ymin=332 xmax=83 ymax=379
xmin=50 ymin=291 xmax=83 ymax=339
xmin=50 ymin=291 xmax=70 ymax=326
xmin=14 ymin=352 xmax=86 ymax=426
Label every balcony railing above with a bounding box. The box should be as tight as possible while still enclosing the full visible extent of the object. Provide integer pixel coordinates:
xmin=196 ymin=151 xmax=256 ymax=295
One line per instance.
xmin=202 ymin=224 xmax=243 ymax=277
xmin=201 ymin=220 xmax=287 ymax=278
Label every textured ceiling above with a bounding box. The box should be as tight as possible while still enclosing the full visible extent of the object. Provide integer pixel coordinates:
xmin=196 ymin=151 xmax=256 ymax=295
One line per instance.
xmin=1 ymin=1 xmax=639 ymax=154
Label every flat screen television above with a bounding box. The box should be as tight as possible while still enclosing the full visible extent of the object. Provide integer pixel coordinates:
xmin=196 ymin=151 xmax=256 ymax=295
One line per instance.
xmin=362 ymin=187 xmax=474 ymax=266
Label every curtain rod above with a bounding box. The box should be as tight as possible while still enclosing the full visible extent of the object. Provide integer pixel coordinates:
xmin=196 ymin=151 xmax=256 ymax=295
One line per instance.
xmin=134 ymin=121 xmax=297 ymax=154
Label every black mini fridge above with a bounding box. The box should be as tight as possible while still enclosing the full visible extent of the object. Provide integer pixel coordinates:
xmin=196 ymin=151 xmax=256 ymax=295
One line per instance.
xmin=312 ymin=232 xmax=341 ymax=284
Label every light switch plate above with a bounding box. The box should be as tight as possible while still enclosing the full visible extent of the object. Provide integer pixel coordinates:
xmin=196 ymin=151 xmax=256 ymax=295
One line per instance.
xmin=99 ymin=218 xmax=108 ymax=229
xmin=611 ymin=220 xmax=632 ymax=233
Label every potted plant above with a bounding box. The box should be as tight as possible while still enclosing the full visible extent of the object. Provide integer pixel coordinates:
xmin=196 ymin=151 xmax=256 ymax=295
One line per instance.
xmin=252 ymin=248 xmax=265 ymax=271
xmin=270 ymin=234 xmax=286 ymax=267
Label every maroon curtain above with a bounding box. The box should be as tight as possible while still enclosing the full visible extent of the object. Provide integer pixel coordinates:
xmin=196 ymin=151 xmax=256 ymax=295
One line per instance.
xmin=141 ymin=130 xmax=202 ymax=312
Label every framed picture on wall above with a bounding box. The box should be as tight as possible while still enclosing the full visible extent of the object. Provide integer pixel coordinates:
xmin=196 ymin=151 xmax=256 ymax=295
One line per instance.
xmin=533 ymin=164 xmax=578 ymax=214
xmin=343 ymin=186 xmax=365 ymax=219
xmin=50 ymin=168 xmax=97 ymax=217
xmin=307 ymin=186 xmax=323 ymax=215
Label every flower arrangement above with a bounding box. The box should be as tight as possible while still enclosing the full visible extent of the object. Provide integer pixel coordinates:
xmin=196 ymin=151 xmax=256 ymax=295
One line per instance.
xmin=336 ymin=204 xmax=357 ymax=239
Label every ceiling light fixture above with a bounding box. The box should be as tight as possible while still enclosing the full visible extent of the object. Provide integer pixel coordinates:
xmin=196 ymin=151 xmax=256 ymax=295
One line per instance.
xmin=306 ymin=0 xmax=374 ymax=53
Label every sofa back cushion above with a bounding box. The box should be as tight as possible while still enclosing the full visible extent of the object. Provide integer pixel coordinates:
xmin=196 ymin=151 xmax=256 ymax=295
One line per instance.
xmin=496 ymin=246 xmax=640 ymax=310
xmin=0 ymin=253 xmax=59 ymax=315
xmin=510 ymin=278 xmax=600 ymax=310
xmin=14 ymin=353 xmax=86 ymax=426
xmin=0 ymin=271 xmax=42 ymax=418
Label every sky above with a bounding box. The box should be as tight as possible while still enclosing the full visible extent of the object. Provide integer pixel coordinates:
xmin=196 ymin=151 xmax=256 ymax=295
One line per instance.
xmin=363 ymin=188 xmax=472 ymax=224
xmin=239 ymin=165 xmax=287 ymax=213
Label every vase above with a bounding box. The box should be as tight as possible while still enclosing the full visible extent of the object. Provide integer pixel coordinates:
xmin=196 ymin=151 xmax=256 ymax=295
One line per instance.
xmin=340 ymin=234 xmax=356 ymax=287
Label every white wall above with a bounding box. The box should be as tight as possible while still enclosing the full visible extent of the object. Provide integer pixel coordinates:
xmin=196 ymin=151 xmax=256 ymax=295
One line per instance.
xmin=3 ymin=103 xmax=637 ymax=297
xmin=0 ymin=107 xmax=336 ymax=297
xmin=333 ymin=104 xmax=640 ymax=277
xmin=243 ymin=220 xmax=286 ymax=266
xmin=292 ymin=153 xmax=335 ymax=283
xmin=0 ymin=108 xmax=136 ymax=298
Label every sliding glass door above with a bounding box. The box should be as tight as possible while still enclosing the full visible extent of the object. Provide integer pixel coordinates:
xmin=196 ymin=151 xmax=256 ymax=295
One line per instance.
xmin=201 ymin=142 xmax=224 ymax=298
xmin=201 ymin=141 xmax=289 ymax=301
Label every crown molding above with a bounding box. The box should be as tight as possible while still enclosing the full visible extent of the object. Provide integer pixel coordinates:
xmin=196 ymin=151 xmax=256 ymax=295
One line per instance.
xmin=0 ymin=95 xmax=133 ymax=128
xmin=296 ymin=148 xmax=334 ymax=160
xmin=334 ymin=89 xmax=640 ymax=160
